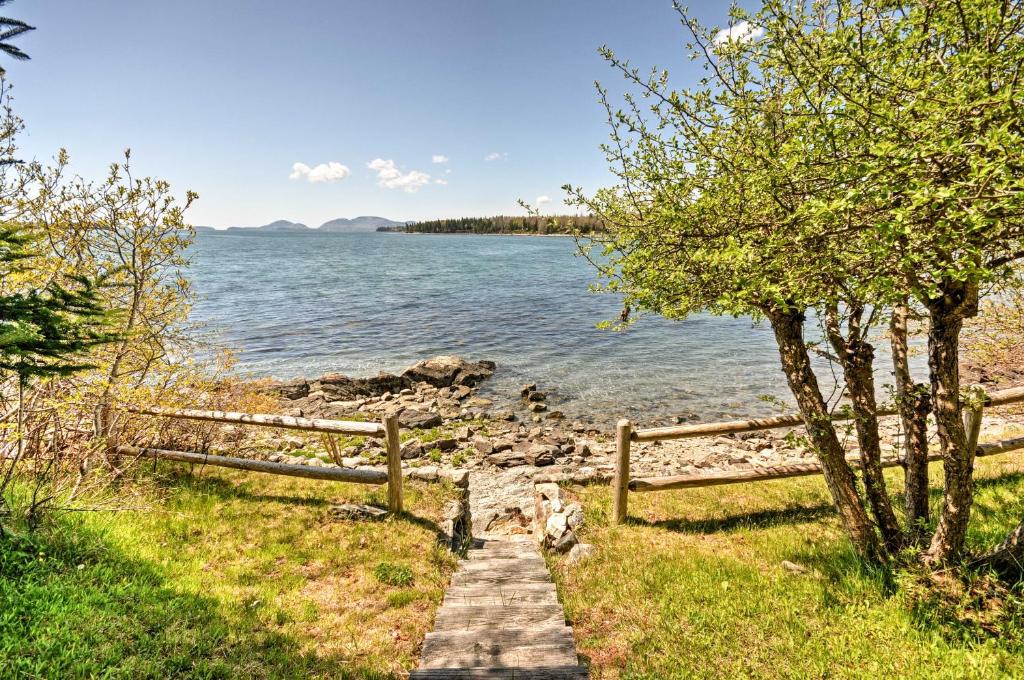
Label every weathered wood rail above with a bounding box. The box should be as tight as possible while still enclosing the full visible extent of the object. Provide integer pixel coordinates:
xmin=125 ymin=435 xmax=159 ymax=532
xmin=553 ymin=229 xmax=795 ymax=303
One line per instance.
xmin=111 ymin=406 xmax=404 ymax=513
xmin=611 ymin=385 xmax=1024 ymax=524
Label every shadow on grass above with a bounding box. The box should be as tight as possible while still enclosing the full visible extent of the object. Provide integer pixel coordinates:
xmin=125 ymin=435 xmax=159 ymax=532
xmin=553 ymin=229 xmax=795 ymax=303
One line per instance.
xmin=0 ymin=521 xmax=399 ymax=679
xmin=146 ymin=467 xmax=335 ymax=508
xmin=628 ymin=501 xmax=836 ymax=535
xmin=147 ymin=466 xmax=456 ymax=547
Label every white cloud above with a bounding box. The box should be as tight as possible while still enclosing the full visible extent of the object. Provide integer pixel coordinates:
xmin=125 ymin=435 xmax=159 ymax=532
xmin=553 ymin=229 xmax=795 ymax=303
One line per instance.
xmin=367 ymin=158 xmax=431 ymax=193
xmin=484 ymin=152 xmax=507 ymax=162
xmin=713 ymin=20 xmax=764 ymax=45
xmin=536 ymin=195 xmax=551 ymax=206
xmin=434 ymin=178 xmax=448 ymax=185
xmin=432 ymin=154 xmax=449 ymax=164
xmin=289 ymin=161 xmax=351 ymax=183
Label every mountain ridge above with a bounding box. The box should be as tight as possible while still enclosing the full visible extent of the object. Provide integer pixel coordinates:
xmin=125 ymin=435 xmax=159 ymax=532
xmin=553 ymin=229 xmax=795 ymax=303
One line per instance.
xmin=194 ymin=216 xmax=409 ymax=233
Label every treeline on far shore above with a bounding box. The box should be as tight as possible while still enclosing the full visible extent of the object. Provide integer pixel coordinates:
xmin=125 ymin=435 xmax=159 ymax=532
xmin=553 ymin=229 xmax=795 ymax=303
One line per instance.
xmin=376 ymin=214 xmax=605 ymax=235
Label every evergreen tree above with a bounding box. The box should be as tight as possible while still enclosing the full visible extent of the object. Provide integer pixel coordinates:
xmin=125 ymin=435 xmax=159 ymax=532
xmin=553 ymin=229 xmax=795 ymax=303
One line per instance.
xmin=0 ymin=0 xmax=34 ymax=74
xmin=0 ymin=224 xmax=116 ymax=387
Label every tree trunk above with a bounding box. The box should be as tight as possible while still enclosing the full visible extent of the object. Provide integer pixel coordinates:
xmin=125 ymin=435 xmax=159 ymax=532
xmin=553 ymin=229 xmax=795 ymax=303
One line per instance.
xmin=890 ymin=301 xmax=931 ymax=539
xmin=925 ymin=283 xmax=978 ymax=563
xmin=768 ymin=308 xmax=884 ymax=563
xmin=824 ymin=306 xmax=903 ymax=550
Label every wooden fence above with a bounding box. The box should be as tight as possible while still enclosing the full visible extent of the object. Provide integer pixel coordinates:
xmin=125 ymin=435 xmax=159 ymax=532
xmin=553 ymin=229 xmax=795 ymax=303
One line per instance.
xmin=611 ymin=385 xmax=1024 ymax=525
xmin=109 ymin=406 xmax=404 ymax=513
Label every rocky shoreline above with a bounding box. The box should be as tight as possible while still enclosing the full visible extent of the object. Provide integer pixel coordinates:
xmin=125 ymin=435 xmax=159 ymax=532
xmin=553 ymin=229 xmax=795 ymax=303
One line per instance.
xmin=244 ymin=355 xmax=1023 ymax=539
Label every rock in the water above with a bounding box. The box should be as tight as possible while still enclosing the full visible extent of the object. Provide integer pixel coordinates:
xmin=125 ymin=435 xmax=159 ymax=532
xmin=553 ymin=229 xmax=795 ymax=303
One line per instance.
xmin=329 ymin=503 xmax=388 ymax=520
xmin=401 ymin=355 xmax=495 ymax=388
xmin=528 ymin=402 xmax=547 ymax=413
xmin=398 ymin=409 xmax=443 ymax=429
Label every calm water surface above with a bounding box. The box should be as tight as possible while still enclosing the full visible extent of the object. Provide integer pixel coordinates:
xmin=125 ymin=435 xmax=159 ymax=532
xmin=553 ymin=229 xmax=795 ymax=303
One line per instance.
xmin=190 ymin=232 xmax=836 ymax=424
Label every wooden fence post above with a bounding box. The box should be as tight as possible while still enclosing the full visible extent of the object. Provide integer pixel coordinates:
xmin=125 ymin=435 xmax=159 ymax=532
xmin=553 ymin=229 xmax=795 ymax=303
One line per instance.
xmin=383 ymin=414 xmax=403 ymax=514
xmin=964 ymin=384 xmax=986 ymax=456
xmin=612 ymin=418 xmax=632 ymax=525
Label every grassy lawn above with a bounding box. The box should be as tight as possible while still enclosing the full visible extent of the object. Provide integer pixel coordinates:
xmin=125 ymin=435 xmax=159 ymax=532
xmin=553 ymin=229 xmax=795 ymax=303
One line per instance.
xmin=0 ymin=466 xmax=459 ymax=679
xmin=553 ymin=454 xmax=1024 ymax=679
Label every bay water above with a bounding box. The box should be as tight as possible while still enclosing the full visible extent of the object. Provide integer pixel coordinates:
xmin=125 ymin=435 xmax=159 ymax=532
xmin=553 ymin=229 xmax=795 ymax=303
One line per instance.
xmin=189 ymin=231 xmax=866 ymax=425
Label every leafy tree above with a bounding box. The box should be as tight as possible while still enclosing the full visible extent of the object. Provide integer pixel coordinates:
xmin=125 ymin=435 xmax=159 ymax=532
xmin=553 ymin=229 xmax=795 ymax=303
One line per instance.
xmin=569 ymin=0 xmax=1024 ymax=566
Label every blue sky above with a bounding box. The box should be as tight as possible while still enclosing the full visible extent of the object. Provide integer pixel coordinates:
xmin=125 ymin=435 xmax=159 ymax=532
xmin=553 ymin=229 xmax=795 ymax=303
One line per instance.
xmin=7 ymin=1 xmax=740 ymax=227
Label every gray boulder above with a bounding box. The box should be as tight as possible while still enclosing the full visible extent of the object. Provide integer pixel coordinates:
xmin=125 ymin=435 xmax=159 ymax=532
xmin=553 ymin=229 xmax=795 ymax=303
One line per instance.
xmin=398 ymin=409 xmax=443 ymax=429
xmin=401 ymin=355 xmax=495 ymax=388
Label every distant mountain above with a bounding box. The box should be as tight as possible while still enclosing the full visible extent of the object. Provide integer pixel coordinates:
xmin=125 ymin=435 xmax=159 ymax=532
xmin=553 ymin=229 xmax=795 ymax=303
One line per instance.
xmin=319 ymin=216 xmax=407 ymax=232
xmin=193 ymin=217 xmax=407 ymax=233
xmin=223 ymin=219 xmax=312 ymax=233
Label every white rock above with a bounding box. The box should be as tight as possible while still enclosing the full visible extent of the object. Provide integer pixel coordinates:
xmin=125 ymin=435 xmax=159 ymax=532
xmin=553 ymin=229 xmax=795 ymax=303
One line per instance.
xmin=546 ymin=513 xmax=567 ymax=539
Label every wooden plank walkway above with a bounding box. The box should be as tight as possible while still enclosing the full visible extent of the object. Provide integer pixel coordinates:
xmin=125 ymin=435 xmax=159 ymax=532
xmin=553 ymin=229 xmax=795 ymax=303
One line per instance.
xmin=411 ymin=538 xmax=588 ymax=679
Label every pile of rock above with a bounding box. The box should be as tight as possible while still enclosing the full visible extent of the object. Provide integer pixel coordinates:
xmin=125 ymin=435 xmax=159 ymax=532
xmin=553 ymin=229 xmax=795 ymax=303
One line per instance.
xmin=268 ymin=355 xmax=498 ymax=423
xmin=519 ymin=383 xmax=565 ymax=422
xmin=534 ymin=482 xmax=594 ymax=563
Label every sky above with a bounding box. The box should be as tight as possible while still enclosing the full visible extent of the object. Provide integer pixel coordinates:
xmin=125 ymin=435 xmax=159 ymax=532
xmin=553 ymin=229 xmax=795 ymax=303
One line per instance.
xmin=6 ymin=1 xmax=744 ymax=227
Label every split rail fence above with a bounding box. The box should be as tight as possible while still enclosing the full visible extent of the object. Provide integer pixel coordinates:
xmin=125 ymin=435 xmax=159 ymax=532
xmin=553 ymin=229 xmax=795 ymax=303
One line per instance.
xmin=611 ymin=385 xmax=1024 ymax=525
xmin=107 ymin=406 xmax=405 ymax=513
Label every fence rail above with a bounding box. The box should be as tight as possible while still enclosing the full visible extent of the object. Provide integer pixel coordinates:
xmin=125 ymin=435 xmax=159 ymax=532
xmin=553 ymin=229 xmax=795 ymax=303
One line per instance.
xmin=125 ymin=406 xmax=386 ymax=437
xmin=112 ymin=406 xmax=404 ymax=513
xmin=611 ymin=384 xmax=1024 ymax=525
xmin=631 ymin=385 xmax=1024 ymax=443
xmin=115 ymin=445 xmax=390 ymax=484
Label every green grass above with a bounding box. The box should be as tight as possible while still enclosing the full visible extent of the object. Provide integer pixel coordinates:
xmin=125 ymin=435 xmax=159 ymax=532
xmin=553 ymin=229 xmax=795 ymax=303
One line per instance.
xmin=0 ymin=465 xmax=459 ymax=679
xmin=553 ymin=455 xmax=1024 ymax=679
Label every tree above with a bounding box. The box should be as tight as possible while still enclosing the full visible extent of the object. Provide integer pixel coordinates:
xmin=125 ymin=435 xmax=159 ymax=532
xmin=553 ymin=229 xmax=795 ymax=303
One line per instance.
xmin=0 ymin=1 xmax=34 ymax=75
xmin=759 ymin=0 xmax=1024 ymax=563
xmin=0 ymin=223 xmax=116 ymax=518
xmin=569 ymin=0 xmax=1024 ymax=566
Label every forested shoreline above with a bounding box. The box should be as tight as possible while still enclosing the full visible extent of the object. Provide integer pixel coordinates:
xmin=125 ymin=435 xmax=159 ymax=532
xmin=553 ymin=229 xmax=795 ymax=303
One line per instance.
xmin=377 ymin=214 xmax=604 ymax=235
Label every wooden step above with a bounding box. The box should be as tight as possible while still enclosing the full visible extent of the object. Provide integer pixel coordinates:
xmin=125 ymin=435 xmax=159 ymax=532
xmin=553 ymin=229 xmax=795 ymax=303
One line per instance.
xmin=423 ymin=625 xmax=576 ymax=652
xmin=418 ymin=539 xmax=584 ymax=676
xmin=468 ymin=543 xmax=540 ymax=557
xmin=444 ymin=584 xmax=560 ymax=606
xmin=452 ymin=570 xmax=553 ymax=586
xmin=410 ymin=665 xmax=589 ymax=679
xmin=418 ymin=641 xmax=579 ymax=671
xmin=433 ymin=605 xmax=566 ymax=631
xmin=456 ymin=560 xmax=549 ymax=577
